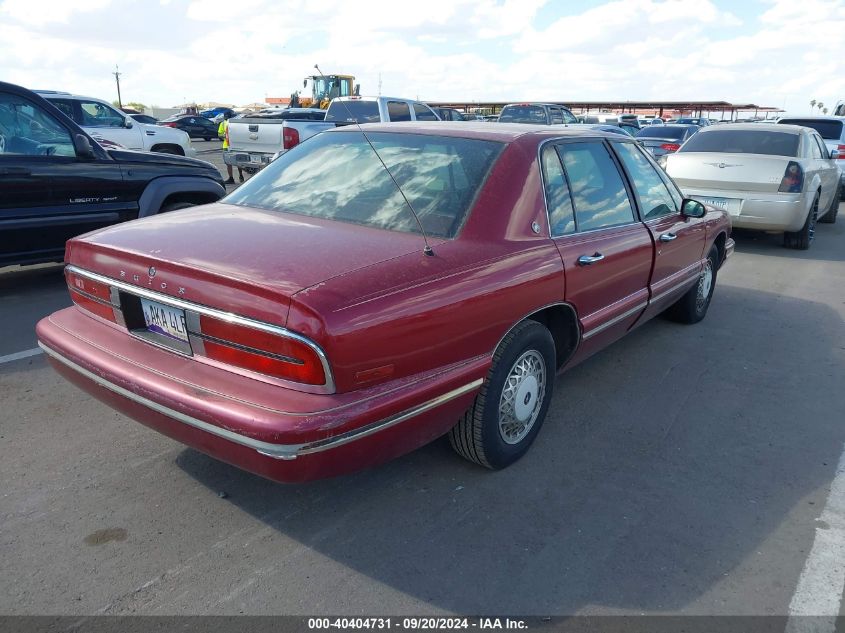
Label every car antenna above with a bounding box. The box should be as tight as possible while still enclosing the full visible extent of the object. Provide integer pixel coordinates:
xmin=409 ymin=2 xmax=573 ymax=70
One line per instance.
xmin=314 ymin=64 xmax=434 ymax=257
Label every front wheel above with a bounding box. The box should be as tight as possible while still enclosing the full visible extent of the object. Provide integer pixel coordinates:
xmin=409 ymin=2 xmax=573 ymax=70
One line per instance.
xmin=666 ymin=245 xmax=718 ymax=324
xmin=449 ymin=320 xmax=556 ymax=470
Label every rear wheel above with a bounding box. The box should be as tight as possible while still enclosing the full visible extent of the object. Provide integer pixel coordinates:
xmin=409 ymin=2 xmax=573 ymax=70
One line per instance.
xmin=666 ymin=245 xmax=718 ymax=324
xmin=449 ymin=320 xmax=555 ymax=470
xmin=819 ymin=187 xmax=839 ymax=224
xmin=784 ymin=196 xmax=818 ymax=249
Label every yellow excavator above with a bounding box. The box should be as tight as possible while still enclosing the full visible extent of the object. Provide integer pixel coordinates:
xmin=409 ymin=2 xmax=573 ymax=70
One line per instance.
xmin=291 ymin=73 xmax=359 ymax=109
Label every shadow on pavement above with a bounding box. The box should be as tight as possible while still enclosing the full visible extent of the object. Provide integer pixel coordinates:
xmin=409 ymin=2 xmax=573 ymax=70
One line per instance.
xmin=176 ymin=284 xmax=845 ymax=614
xmin=732 ymin=220 xmax=845 ymax=262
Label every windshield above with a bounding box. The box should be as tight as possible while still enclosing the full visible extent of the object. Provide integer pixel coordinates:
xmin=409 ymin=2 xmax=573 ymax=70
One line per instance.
xmin=679 ymin=129 xmax=800 ymax=156
xmin=779 ymin=119 xmax=843 ymax=140
xmin=224 ymin=131 xmax=503 ymax=238
xmin=636 ymin=126 xmax=689 ymax=140
xmin=499 ymin=105 xmax=548 ymax=124
xmin=325 ymin=100 xmax=380 ymax=123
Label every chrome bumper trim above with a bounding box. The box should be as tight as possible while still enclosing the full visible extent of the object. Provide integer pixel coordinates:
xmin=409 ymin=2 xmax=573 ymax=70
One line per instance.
xmin=39 ymin=341 xmax=482 ymax=461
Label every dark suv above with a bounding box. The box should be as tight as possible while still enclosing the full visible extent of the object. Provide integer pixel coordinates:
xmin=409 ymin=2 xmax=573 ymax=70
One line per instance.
xmin=0 ymin=81 xmax=225 ymax=267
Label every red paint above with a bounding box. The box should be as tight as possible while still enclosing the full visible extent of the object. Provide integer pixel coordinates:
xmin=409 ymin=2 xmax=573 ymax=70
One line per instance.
xmin=37 ymin=125 xmax=731 ymax=482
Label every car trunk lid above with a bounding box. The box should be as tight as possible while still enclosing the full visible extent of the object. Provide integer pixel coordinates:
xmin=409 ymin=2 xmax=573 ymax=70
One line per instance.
xmin=66 ymin=203 xmax=428 ymax=327
xmin=666 ymin=152 xmax=792 ymax=193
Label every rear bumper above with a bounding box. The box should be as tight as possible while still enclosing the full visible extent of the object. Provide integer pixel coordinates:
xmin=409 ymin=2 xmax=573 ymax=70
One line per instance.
xmin=37 ymin=307 xmax=486 ymax=483
xmin=685 ymin=188 xmax=809 ymax=232
xmin=223 ymin=149 xmax=277 ymax=169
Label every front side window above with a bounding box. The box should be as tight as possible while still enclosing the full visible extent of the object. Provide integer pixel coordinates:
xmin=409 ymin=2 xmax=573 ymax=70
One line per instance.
xmin=561 ymin=109 xmax=578 ymax=124
xmin=0 ymin=92 xmax=75 ymax=157
xmin=556 ymin=141 xmax=635 ymax=231
xmin=387 ymin=101 xmax=411 ymax=122
xmin=541 ymin=145 xmax=575 ymax=236
xmin=413 ymin=103 xmax=439 ymax=121
xmin=613 ymin=142 xmax=678 ymax=220
xmin=79 ymin=100 xmax=126 ymax=128
xmin=225 ymin=131 xmax=503 ymax=239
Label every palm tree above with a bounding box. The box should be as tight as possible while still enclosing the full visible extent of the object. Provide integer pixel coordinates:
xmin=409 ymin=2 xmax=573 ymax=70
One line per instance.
xmin=811 ymin=99 xmax=817 ymax=110
xmin=823 ymin=107 xmax=829 ymax=114
xmin=817 ymin=102 xmax=824 ymax=113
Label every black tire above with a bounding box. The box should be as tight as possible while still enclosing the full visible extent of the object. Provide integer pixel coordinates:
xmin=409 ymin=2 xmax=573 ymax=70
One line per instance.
xmin=784 ymin=195 xmax=818 ymax=249
xmin=448 ymin=320 xmax=556 ymax=470
xmin=666 ymin=244 xmax=719 ymax=324
xmin=819 ymin=187 xmax=839 ymax=224
xmin=159 ymin=201 xmax=195 ymax=213
xmin=204 ymin=137 xmax=212 ymax=142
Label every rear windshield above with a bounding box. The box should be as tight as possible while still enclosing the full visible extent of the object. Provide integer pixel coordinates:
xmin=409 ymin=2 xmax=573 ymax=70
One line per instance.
xmin=679 ymin=129 xmax=799 ymax=156
xmin=325 ymin=100 xmax=380 ymax=123
xmin=499 ymin=105 xmax=548 ymax=124
xmin=224 ymin=131 xmax=503 ymax=238
xmin=636 ymin=126 xmax=688 ymax=140
xmin=779 ymin=119 xmax=843 ymax=140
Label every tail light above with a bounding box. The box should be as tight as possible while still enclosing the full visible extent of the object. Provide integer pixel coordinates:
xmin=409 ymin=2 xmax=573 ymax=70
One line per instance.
xmin=283 ymin=127 xmax=300 ymax=150
xmin=660 ymin=143 xmax=681 ymax=151
xmin=160 ymin=122 xmax=177 ymax=127
xmin=837 ymin=144 xmax=845 ymax=159
xmin=66 ymin=270 xmax=118 ymax=323
xmin=197 ymin=314 xmax=326 ymax=385
xmin=778 ymin=161 xmax=804 ymax=193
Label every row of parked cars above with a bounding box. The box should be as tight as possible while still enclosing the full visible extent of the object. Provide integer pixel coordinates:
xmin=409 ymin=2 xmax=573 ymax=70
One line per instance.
xmin=3 ymin=78 xmax=841 ymax=483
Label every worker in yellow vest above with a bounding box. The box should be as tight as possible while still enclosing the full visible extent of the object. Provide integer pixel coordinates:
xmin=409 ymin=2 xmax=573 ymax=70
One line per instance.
xmin=218 ymin=112 xmax=243 ymax=184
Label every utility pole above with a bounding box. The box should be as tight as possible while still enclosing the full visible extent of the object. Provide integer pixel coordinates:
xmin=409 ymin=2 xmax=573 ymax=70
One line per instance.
xmin=113 ymin=65 xmax=123 ymax=109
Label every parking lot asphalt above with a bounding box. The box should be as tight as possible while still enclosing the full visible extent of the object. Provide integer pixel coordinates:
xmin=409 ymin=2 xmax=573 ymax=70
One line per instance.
xmin=1 ymin=199 xmax=844 ymax=616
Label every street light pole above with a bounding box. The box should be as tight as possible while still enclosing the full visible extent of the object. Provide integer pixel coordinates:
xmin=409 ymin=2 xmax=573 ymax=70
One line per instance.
xmin=113 ymin=65 xmax=123 ymax=109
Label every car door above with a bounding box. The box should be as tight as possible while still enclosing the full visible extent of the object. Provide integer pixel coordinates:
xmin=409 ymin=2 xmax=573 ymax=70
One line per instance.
xmin=77 ymin=99 xmax=142 ymax=150
xmin=811 ymin=133 xmax=838 ymax=209
xmin=541 ymin=140 xmax=653 ymax=365
xmin=611 ymin=140 xmax=706 ymax=321
xmin=0 ymin=90 xmax=127 ymax=266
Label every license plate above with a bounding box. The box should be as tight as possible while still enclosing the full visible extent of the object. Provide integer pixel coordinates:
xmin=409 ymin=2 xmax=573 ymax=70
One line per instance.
xmin=695 ymin=196 xmax=742 ymax=216
xmin=140 ymin=298 xmax=189 ymax=344
xmin=250 ymin=155 xmax=261 ymax=163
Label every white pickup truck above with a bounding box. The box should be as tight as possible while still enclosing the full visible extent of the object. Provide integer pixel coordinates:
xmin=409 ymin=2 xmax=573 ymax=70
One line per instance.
xmin=224 ymin=96 xmax=440 ymax=171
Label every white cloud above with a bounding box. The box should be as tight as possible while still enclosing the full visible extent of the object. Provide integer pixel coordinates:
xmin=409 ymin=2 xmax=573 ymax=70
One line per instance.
xmin=0 ymin=0 xmax=844 ymax=116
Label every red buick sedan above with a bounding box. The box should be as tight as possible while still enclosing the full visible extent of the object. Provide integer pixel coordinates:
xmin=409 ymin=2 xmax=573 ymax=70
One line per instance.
xmin=37 ymin=123 xmax=733 ymax=482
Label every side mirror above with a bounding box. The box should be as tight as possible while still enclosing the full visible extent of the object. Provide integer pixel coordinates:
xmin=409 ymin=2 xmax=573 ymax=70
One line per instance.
xmin=830 ymin=149 xmax=840 ymax=160
xmin=681 ymin=198 xmax=707 ymax=218
xmin=73 ymin=133 xmax=95 ymax=159
xmin=124 ymin=119 xmax=133 ymax=129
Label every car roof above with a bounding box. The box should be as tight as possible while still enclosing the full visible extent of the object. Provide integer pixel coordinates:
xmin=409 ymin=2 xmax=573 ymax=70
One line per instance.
xmin=701 ymin=123 xmax=804 ymax=133
xmin=37 ymin=91 xmax=110 ymax=104
xmin=502 ymin=103 xmax=569 ymax=108
xmin=330 ymin=121 xmax=633 ymax=142
xmin=778 ymin=115 xmax=845 ymax=122
xmin=638 ymin=124 xmax=699 ymax=130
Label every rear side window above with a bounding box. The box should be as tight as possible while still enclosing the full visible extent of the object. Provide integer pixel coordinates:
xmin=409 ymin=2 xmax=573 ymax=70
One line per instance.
xmin=556 ymin=141 xmax=636 ymax=231
xmin=48 ymin=99 xmax=75 ymax=121
xmin=325 ymin=100 xmax=380 ymax=123
xmin=541 ymin=145 xmax=575 ymax=236
xmin=413 ymin=103 xmax=439 ymax=121
xmin=679 ymin=129 xmax=800 ymax=157
xmin=780 ymin=119 xmax=843 ymax=140
xmin=225 ymin=131 xmax=503 ymax=239
xmin=549 ymin=108 xmax=564 ymax=125
xmin=387 ymin=101 xmax=411 ymax=122
xmin=499 ymin=105 xmax=548 ymax=124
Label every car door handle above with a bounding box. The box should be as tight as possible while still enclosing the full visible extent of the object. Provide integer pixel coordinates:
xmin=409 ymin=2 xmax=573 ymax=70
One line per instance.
xmin=577 ymin=253 xmax=605 ymax=266
xmin=659 ymin=232 xmax=678 ymax=242
xmin=0 ymin=167 xmax=31 ymax=176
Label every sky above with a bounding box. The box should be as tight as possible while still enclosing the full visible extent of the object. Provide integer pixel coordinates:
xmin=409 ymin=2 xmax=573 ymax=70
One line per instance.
xmin=1 ymin=0 xmax=843 ymax=115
